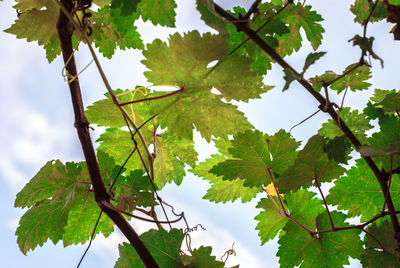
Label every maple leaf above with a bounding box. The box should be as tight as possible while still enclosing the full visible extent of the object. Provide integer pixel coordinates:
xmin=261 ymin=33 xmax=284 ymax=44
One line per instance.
xmin=135 ymin=0 xmax=177 ymax=27
xmin=115 ymin=228 xmax=184 ymax=268
xmin=327 ymin=159 xmax=400 ymax=221
xmin=277 ymin=135 xmax=346 ymax=193
xmin=142 ymin=31 xmax=269 ymax=140
xmin=92 ymin=6 xmax=143 ymax=58
xmin=361 ymin=220 xmax=400 ymax=267
xmin=278 ymin=211 xmax=363 ymax=267
xmin=318 ymin=107 xmax=373 ymax=144
xmin=351 ymin=0 xmax=388 ymax=24
xmin=276 ymin=2 xmax=325 ymax=56
xmin=62 ymin=195 xmax=114 ymax=246
xmin=255 ymin=190 xmax=324 ymax=245
xmin=16 ymin=200 xmax=70 ymax=255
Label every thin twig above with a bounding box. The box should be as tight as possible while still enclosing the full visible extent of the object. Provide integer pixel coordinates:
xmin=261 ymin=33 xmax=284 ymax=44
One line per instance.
xmin=289 ymin=109 xmax=320 ymax=134
xmin=315 ymin=177 xmax=335 ymax=230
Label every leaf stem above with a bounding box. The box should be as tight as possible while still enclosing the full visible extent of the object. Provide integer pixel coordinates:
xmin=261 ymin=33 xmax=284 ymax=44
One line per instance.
xmin=314 ymin=177 xmax=335 ymax=230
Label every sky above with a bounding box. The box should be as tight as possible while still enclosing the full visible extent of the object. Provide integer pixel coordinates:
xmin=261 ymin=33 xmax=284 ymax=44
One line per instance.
xmin=1 ymin=0 xmax=400 ymax=267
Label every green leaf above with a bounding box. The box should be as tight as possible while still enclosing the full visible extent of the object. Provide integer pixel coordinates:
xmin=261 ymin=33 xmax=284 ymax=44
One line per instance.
xmin=210 ymin=130 xmax=270 ymax=187
xmin=97 ymin=128 xmax=197 ymax=188
xmin=278 ymin=211 xmax=363 ymax=267
xmin=276 ymin=2 xmax=325 ymax=56
xmin=211 ymin=129 xmax=300 ymax=188
xmin=187 ymin=246 xmax=225 ymax=268
xmin=277 ymin=135 xmax=346 ymax=193
xmin=191 ymin=154 xmax=261 ymax=203
xmin=43 ymin=40 xmax=61 ymax=63
xmin=309 ymin=70 xmax=338 ymax=92
xmin=142 ymin=31 xmax=267 ymax=140
xmin=389 ymin=0 xmax=400 ymax=5
xmin=351 ymin=0 xmax=388 ymax=24
xmin=116 ymin=170 xmax=157 ymax=212
xmin=318 ymin=107 xmax=373 ymax=144
xmin=62 ymin=195 xmax=114 ymax=246
xmin=376 ymin=91 xmax=400 ymax=113
xmin=361 ymin=220 xmax=400 ymax=267
xmin=135 ymin=0 xmax=177 ymax=27
xmin=92 ymin=6 xmax=143 ymax=58
xmin=327 ymin=159 xmax=400 ymax=221
xmin=115 ymin=229 xmax=184 ymax=268
xmin=196 ymin=0 xmax=227 ymax=34
xmin=349 ymin=35 xmax=384 ymax=67
xmin=282 ymin=68 xmax=300 ymax=91
xmin=323 ymin=136 xmax=352 ymax=164
xmin=16 ymin=199 xmax=70 ymax=255
xmin=5 ymin=0 xmax=59 ymax=45
xmin=255 ymin=189 xmax=324 ymax=245
xmin=302 ymin=51 xmax=326 ymax=74
xmin=330 ymin=63 xmax=372 ymax=93
xmin=15 ymin=160 xmax=88 ymax=208
xmin=227 ymin=3 xmax=289 ymax=74
xmin=111 ymin=0 xmax=141 ymax=16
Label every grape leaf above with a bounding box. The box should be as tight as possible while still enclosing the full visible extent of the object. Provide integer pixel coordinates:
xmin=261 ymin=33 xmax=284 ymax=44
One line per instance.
xmin=115 ymin=170 xmax=157 ymax=212
xmin=282 ymin=68 xmax=300 ymax=91
xmin=323 ymin=136 xmax=352 ymax=164
xmin=43 ymin=40 xmax=61 ymax=63
xmin=276 ymin=2 xmax=325 ymax=56
xmin=302 ymin=51 xmax=327 ymax=74
xmin=97 ymin=128 xmax=197 ymax=188
xmin=351 ymin=0 xmax=388 ymax=24
xmin=349 ymin=35 xmax=384 ymax=67
xmin=110 ymin=0 xmax=141 ymax=16
xmin=330 ymin=63 xmax=372 ymax=93
xmin=226 ymin=3 xmax=289 ymax=74
xmin=16 ymin=199 xmax=70 ymax=255
xmin=142 ymin=31 xmax=268 ymax=140
xmin=278 ymin=212 xmax=363 ymax=267
xmin=277 ymin=135 xmax=346 ymax=193
xmin=210 ymin=130 xmax=270 ymax=187
xmin=196 ymin=0 xmax=227 ymax=34
xmin=370 ymin=88 xmax=397 ymax=104
xmin=92 ymin=6 xmax=143 ymax=58
xmin=62 ymin=195 xmax=114 ymax=246
xmin=389 ymin=0 xmax=400 ymax=5
xmin=5 ymin=0 xmax=59 ymax=45
xmin=15 ymin=160 xmax=88 ymax=209
xmin=115 ymin=229 xmax=184 ymax=268
xmin=309 ymin=71 xmax=338 ymax=91
xmin=211 ymin=129 xmax=300 ymax=188
xmin=376 ymin=91 xmax=400 ymax=113
xmin=327 ymin=159 xmax=400 ymax=221
xmin=186 ymin=246 xmax=225 ymax=268
xmin=255 ymin=190 xmax=324 ymax=245
xmin=190 ymin=154 xmax=261 ymax=203
xmin=361 ymin=220 xmax=400 ymax=267
xmin=318 ymin=107 xmax=373 ymax=144
xmin=135 ymin=0 xmax=177 ymax=27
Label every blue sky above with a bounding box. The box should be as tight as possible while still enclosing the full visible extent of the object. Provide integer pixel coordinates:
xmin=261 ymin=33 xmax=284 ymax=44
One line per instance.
xmin=1 ymin=0 xmax=400 ymax=267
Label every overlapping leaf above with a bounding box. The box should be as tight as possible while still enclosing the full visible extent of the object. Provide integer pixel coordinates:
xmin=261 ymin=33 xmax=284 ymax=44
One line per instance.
xmin=185 ymin=246 xmax=225 ymax=268
xmin=92 ymin=6 xmax=143 ymax=58
xmin=196 ymin=0 xmax=227 ymax=34
xmin=310 ymin=63 xmax=371 ymax=93
xmin=276 ymin=2 xmax=325 ymax=56
xmin=327 ymin=159 xmax=400 ymax=221
xmin=351 ymin=0 xmax=388 ymax=24
xmin=278 ymin=212 xmax=363 ymax=267
xmin=361 ymin=220 xmax=400 ymax=267
xmin=255 ymin=190 xmax=324 ymax=245
xmin=227 ymin=4 xmax=290 ymax=74
xmin=111 ymin=0 xmax=141 ymax=16
xmin=318 ymin=107 xmax=373 ymax=144
xmin=135 ymin=0 xmax=177 ymax=27
xmin=97 ymin=128 xmax=197 ymax=188
xmin=115 ymin=228 xmax=184 ymax=267
xmin=142 ymin=31 xmax=269 ymax=140
xmin=210 ymin=129 xmax=299 ymax=188
xmin=277 ymin=135 xmax=346 ymax=193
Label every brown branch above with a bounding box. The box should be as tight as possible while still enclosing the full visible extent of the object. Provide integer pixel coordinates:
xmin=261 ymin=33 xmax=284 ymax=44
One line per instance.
xmin=56 ymin=1 xmax=159 ymax=267
xmin=212 ymin=1 xmax=400 ymax=246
